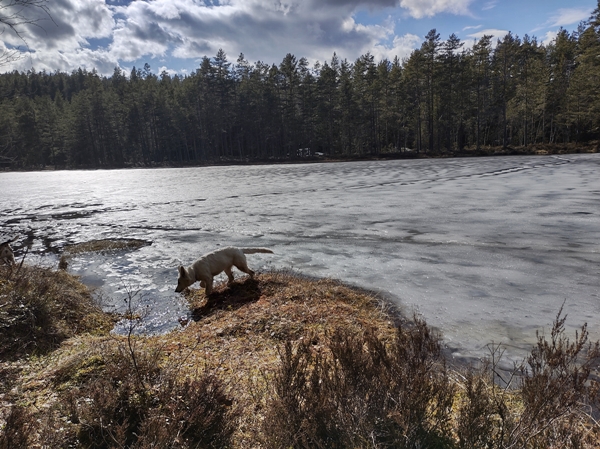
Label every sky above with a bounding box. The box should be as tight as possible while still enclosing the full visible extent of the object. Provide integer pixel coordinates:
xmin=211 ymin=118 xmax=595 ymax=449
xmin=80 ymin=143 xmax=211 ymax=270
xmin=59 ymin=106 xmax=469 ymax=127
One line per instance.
xmin=0 ymin=0 xmax=596 ymax=77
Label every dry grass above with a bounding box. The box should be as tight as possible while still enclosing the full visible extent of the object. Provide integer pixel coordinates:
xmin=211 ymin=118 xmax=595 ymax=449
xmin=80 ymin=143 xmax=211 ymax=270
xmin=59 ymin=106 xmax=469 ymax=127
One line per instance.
xmin=1 ymin=267 xmax=599 ymax=448
xmin=0 ymin=265 xmax=116 ymax=359
xmin=161 ymin=270 xmax=401 ymax=445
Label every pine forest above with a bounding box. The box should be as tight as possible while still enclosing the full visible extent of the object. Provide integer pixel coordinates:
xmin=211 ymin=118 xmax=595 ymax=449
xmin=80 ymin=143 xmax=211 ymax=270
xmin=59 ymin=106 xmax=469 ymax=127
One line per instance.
xmin=0 ymin=17 xmax=599 ymax=169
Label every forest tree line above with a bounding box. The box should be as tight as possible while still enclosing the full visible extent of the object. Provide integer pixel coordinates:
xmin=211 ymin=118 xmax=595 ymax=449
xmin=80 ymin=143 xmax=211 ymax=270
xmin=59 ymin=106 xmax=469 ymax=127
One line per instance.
xmin=0 ymin=11 xmax=599 ymax=168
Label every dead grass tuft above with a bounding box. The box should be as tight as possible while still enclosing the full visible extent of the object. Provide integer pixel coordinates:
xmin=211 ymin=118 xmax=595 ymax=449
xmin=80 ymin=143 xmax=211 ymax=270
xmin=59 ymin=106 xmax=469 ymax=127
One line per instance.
xmin=0 ymin=265 xmax=116 ymax=359
xmin=145 ymin=270 xmax=401 ymax=445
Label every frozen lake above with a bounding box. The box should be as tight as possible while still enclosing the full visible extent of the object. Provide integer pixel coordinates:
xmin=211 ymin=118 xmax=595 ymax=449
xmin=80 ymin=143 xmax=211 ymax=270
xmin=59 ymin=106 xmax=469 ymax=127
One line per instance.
xmin=1 ymin=154 xmax=599 ymax=364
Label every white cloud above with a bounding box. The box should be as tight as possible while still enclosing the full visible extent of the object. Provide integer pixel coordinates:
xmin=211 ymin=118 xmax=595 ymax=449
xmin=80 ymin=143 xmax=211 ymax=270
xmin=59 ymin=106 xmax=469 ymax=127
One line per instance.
xmin=105 ymin=0 xmax=415 ymax=69
xmin=148 ymin=1 xmax=183 ymax=20
xmin=481 ymin=0 xmax=497 ymax=11
xmin=3 ymin=0 xmax=114 ymax=47
xmin=10 ymin=45 xmax=118 ymax=75
xmin=0 ymin=0 xmax=425 ymax=75
xmin=466 ymin=28 xmax=509 ymax=44
xmin=467 ymin=28 xmax=507 ymax=38
xmin=157 ymin=65 xmax=178 ymax=76
xmin=373 ymin=33 xmax=421 ymax=61
xmin=399 ymin=0 xmax=474 ymax=19
xmin=530 ymin=6 xmax=593 ymax=36
xmin=2 ymin=0 xmax=118 ymax=73
xmin=542 ymin=30 xmax=558 ymax=46
xmin=109 ymin=18 xmax=173 ymax=61
xmin=549 ymin=7 xmax=592 ymax=28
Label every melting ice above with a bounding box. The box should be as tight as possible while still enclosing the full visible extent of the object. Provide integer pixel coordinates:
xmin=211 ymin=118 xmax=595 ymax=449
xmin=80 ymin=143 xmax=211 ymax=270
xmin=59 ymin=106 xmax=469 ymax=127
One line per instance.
xmin=1 ymin=153 xmax=599 ymax=364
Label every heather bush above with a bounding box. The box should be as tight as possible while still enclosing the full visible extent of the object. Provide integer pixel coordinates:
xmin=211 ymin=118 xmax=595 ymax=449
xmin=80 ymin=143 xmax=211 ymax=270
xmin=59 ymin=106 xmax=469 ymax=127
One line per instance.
xmin=262 ymin=317 xmax=455 ymax=448
xmin=455 ymin=307 xmax=600 ymax=449
xmin=61 ymin=300 xmax=237 ymax=449
xmin=263 ymin=309 xmax=600 ymax=449
xmin=0 ymin=406 xmax=32 ymax=449
xmin=66 ymin=351 xmax=236 ymax=449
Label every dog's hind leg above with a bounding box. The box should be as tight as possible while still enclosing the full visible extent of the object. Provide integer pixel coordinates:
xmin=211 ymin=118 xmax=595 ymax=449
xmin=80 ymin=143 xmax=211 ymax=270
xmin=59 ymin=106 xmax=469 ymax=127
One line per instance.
xmin=234 ymin=261 xmax=255 ymax=279
xmin=233 ymin=253 xmax=255 ymax=279
xmin=204 ymin=278 xmax=214 ymax=295
xmin=225 ymin=266 xmax=235 ymax=284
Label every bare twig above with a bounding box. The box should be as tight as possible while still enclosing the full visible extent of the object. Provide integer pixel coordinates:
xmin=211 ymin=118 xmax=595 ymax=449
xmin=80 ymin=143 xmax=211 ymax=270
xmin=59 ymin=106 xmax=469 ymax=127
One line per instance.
xmin=121 ymin=284 xmax=149 ymax=390
xmin=0 ymin=0 xmax=52 ymax=66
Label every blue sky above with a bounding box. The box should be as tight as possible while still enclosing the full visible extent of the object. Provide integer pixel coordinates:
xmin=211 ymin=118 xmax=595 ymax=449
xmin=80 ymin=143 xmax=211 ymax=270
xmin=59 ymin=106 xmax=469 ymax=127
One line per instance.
xmin=0 ymin=0 xmax=596 ymax=76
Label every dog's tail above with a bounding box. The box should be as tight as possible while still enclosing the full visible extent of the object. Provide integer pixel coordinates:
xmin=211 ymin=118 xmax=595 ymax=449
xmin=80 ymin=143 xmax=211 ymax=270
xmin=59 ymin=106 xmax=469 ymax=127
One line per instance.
xmin=241 ymin=248 xmax=274 ymax=254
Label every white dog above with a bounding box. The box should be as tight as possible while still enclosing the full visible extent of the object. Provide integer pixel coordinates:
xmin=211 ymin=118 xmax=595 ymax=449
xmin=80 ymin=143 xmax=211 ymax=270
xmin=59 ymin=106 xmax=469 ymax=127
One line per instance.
xmin=0 ymin=238 xmax=17 ymax=266
xmin=175 ymin=247 xmax=273 ymax=295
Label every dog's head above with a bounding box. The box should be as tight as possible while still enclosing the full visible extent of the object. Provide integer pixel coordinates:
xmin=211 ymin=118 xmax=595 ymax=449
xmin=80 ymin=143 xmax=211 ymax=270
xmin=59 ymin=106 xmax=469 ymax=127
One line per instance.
xmin=0 ymin=241 xmax=16 ymax=266
xmin=175 ymin=266 xmax=194 ymax=293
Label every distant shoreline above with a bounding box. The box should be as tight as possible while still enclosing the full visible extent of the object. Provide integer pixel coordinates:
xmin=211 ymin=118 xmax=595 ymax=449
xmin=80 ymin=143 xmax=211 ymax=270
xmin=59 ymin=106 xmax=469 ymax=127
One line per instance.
xmin=1 ymin=142 xmax=598 ymax=172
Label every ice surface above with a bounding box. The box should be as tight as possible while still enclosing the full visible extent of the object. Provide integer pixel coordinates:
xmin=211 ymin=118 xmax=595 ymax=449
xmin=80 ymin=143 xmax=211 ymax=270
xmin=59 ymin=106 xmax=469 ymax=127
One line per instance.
xmin=1 ymin=154 xmax=599 ymax=364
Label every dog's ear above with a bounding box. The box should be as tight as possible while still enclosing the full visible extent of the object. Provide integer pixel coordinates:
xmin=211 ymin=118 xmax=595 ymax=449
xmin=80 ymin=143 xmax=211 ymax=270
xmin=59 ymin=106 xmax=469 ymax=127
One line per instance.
xmin=178 ymin=265 xmax=186 ymax=276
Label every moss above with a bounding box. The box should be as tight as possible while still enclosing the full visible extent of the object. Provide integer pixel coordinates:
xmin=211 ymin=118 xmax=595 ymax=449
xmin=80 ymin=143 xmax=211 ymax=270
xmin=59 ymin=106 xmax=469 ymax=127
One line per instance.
xmin=52 ymin=353 xmax=106 ymax=388
xmin=59 ymin=238 xmax=152 ymax=270
xmin=63 ymin=238 xmax=151 ymax=255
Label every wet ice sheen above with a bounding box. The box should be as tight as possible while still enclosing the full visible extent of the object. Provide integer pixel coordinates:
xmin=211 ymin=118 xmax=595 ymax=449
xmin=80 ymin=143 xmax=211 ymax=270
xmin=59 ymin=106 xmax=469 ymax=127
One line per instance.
xmin=1 ymin=154 xmax=599 ymax=363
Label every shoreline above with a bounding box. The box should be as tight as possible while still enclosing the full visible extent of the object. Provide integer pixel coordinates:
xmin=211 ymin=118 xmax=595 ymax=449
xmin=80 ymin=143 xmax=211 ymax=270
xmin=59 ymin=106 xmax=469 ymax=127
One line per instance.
xmin=1 ymin=142 xmax=597 ymax=172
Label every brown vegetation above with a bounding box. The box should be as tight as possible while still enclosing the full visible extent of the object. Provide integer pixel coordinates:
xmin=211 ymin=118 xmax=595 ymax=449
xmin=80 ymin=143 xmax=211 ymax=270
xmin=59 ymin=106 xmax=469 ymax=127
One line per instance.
xmin=63 ymin=239 xmax=151 ymax=255
xmin=59 ymin=239 xmax=151 ymax=269
xmin=0 ymin=264 xmax=116 ymax=359
xmin=1 ymin=267 xmax=599 ymax=448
